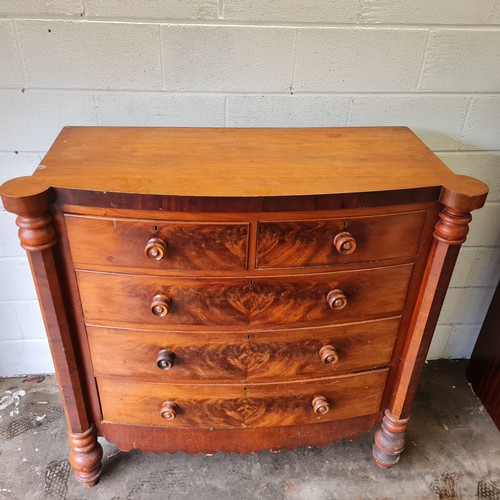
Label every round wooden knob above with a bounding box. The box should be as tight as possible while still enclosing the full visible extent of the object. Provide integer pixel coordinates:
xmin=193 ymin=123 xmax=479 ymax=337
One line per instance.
xmin=156 ymin=349 xmax=175 ymax=371
xmin=333 ymin=231 xmax=356 ymax=255
xmin=151 ymin=294 xmax=171 ymax=317
xmin=327 ymin=289 xmax=347 ymax=310
xmin=312 ymin=395 xmax=330 ymax=415
xmin=160 ymin=401 xmax=177 ymax=420
xmin=145 ymin=237 xmax=167 ymax=260
xmin=319 ymin=345 xmax=339 ymax=365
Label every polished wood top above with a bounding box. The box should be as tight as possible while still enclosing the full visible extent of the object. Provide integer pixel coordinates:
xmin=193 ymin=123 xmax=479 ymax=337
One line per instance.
xmin=0 ymin=126 xmax=488 ymax=212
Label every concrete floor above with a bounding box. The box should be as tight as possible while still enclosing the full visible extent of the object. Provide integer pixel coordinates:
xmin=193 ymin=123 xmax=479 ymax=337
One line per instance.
xmin=0 ymin=360 xmax=499 ymax=500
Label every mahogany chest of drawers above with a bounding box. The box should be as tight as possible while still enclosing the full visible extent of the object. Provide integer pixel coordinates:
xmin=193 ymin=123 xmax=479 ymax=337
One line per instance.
xmin=0 ymin=127 xmax=487 ymax=487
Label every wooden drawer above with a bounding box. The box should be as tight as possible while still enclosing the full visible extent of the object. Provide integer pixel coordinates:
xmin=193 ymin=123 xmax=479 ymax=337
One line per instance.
xmin=87 ymin=317 xmax=400 ymax=382
xmin=77 ymin=264 xmax=413 ymax=328
xmin=256 ymin=211 xmax=427 ymax=269
xmin=65 ymin=215 xmax=249 ymax=272
xmin=98 ymin=369 xmax=388 ymax=429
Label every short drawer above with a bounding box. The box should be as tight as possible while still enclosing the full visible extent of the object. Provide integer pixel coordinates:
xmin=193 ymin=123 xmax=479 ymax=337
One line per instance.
xmin=256 ymin=211 xmax=427 ymax=269
xmin=77 ymin=264 xmax=413 ymax=328
xmin=87 ymin=317 xmax=400 ymax=382
xmin=65 ymin=215 xmax=249 ymax=272
xmin=98 ymin=369 xmax=388 ymax=429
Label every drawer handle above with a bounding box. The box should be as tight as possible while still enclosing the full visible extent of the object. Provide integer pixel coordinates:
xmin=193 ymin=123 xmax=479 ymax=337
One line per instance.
xmin=156 ymin=349 xmax=175 ymax=371
xmin=333 ymin=231 xmax=356 ymax=255
xmin=312 ymin=395 xmax=330 ymax=415
xmin=160 ymin=401 xmax=178 ymax=420
xmin=319 ymin=345 xmax=339 ymax=365
xmin=151 ymin=294 xmax=171 ymax=317
xmin=145 ymin=237 xmax=168 ymax=260
xmin=326 ymin=289 xmax=347 ymax=310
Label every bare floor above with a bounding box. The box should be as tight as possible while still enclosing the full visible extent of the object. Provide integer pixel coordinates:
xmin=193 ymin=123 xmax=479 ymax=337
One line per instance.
xmin=0 ymin=360 xmax=499 ymax=500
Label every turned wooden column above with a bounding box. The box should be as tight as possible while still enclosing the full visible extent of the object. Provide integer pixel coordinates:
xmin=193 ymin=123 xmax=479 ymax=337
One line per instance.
xmin=69 ymin=426 xmax=103 ymax=487
xmin=0 ymin=177 xmax=102 ymax=487
xmin=373 ymin=181 xmax=487 ymax=468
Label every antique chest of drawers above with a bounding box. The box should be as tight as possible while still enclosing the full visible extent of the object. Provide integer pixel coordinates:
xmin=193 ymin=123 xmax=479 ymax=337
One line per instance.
xmin=0 ymin=127 xmax=487 ymax=486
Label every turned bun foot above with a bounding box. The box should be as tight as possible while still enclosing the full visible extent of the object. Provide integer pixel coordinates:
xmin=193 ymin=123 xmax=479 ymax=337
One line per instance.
xmin=68 ymin=425 xmax=103 ymax=487
xmin=372 ymin=410 xmax=410 ymax=468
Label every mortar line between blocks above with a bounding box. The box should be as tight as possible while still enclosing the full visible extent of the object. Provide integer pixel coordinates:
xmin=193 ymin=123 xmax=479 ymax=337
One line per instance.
xmin=458 ymin=98 xmax=474 ymax=150
xmin=158 ymin=24 xmax=166 ymax=89
xmin=439 ymin=325 xmax=455 ymax=358
xmin=416 ymin=30 xmax=432 ymax=91
xmin=345 ymin=97 xmax=353 ymax=126
xmin=448 ymin=285 xmax=498 ymax=292
xmin=92 ymin=93 xmax=100 ymax=125
xmin=3 ymin=88 xmax=500 ymax=97
xmin=444 ymin=323 xmax=456 ymax=357
xmin=7 ymin=16 xmax=500 ymax=29
xmin=290 ymin=29 xmax=299 ymax=93
xmin=463 ymin=248 xmax=477 ymax=288
xmin=12 ymin=304 xmax=33 ymax=341
xmin=434 ymin=149 xmax=500 ymax=154
xmin=462 ymin=244 xmax=500 ymax=250
xmin=218 ymin=0 xmax=224 ymax=19
xmin=0 ymin=150 xmax=47 ymax=154
xmin=0 ymin=255 xmax=33 ymax=262
xmin=357 ymin=0 xmax=364 ymax=23
xmin=0 ymin=299 xmax=52 ymax=304
xmin=487 ymin=0 xmax=497 ymax=22
xmin=436 ymin=322 xmax=483 ymax=327
xmin=10 ymin=19 xmax=28 ymax=89
xmin=0 ymin=338 xmax=49 ymax=345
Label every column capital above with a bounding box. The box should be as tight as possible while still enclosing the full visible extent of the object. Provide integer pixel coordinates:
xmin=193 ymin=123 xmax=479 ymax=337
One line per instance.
xmin=434 ymin=207 xmax=472 ymax=245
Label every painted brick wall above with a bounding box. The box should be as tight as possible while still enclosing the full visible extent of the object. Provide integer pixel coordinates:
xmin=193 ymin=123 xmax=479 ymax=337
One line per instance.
xmin=0 ymin=1 xmax=499 ymax=375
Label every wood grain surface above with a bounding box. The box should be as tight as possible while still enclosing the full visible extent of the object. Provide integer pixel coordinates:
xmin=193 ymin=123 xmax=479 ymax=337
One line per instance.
xmin=385 ymin=205 xmax=474 ymax=425
xmin=66 ymin=215 xmax=249 ymax=271
xmin=87 ymin=317 xmax=400 ymax=382
xmin=97 ymin=369 xmax=388 ymax=429
xmin=97 ymin=413 xmax=381 ymax=454
xmin=25 ymin=127 xmax=464 ymax=198
xmin=77 ymin=264 xmax=413 ymax=329
xmin=58 ymin=187 xmax=441 ymax=214
xmin=51 ymin=208 xmax=104 ymax=425
xmin=256 ymin=211 xmax=426 ymax=268
xmin=28 ymin=250 xmax=91 ymax=433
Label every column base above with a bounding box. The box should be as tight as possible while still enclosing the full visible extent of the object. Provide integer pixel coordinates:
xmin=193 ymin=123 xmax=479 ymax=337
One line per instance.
xmin=68 ymin=425 xmax=103 ymax=487
xmin=372 ymin=410 xmax=410 ymax=468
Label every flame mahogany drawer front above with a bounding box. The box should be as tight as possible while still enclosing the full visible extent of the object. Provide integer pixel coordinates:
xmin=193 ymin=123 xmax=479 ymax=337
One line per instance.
xmin=66 ymin=215 xmax=250 ymax=272
xmin=256 ymin=211 xmax=427 ymax=269
xmin=97 ymin=370 xmax=389 ymax=429
xmin=77 ymin=264 xmax=413 ymax=328
xmin=87 ymin=317 xmax=400 ymax=383
xmin=0 ymin=127 xmax=487 ymax=486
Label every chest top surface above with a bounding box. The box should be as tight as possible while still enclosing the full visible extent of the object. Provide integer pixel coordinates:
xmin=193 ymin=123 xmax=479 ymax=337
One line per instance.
xmin=0 ymin=126 xmax=488 ymax=215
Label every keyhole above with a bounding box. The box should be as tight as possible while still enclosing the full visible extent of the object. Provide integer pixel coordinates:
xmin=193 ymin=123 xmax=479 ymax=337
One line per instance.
xmin=153 ymin=226 xmax=159 ymax=232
